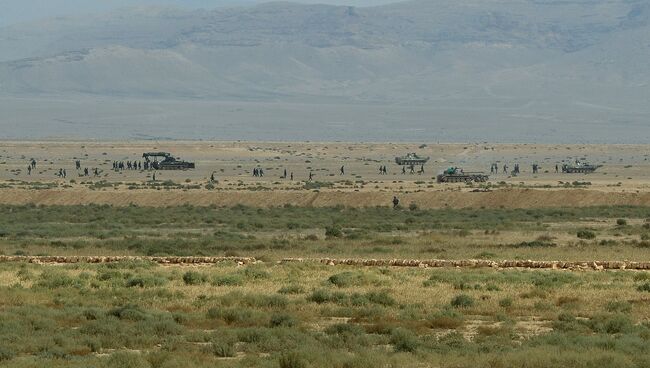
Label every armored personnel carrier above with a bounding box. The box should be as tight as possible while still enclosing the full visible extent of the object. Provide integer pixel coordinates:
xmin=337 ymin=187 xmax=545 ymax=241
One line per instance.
xmin=437 ymin=167 xmax=489 ymax=183
xmin=561 ymin=160 xmax=601 ymax=174
xmin=143 ymin=152 xmax=195 ymax=170
xmin=395 ymin=153 xmax=430 ymax=166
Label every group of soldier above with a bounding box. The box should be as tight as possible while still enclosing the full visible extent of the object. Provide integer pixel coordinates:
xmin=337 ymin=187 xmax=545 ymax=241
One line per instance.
xmin=401 ymin=164 xmax=425 ymax=175
xmin=252 ymin=168 xmax=265 ymax=177
xmin=113 ymin=160 xmax=148 ymax=171
xmin=490 ymin=163 xmax=544 ymax=175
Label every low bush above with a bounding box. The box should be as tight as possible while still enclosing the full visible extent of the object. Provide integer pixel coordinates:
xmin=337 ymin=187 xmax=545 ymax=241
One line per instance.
xmin=212 ymin=274 xmax=244 ymax=286
xmin=182 ymin=271 xmax=207 ymax=285
xmin=451 ymin=294 xmax=474 ymax=308
xmin=577 ymin=230 xmax=596 ymax=239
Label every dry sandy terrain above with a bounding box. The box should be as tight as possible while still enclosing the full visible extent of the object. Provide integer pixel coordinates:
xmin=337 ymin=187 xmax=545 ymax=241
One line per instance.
xmin=0 ymin=141 xmax=649 ymax=208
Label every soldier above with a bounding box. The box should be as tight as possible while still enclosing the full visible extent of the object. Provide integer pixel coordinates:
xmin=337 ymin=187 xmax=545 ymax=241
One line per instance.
xmin=75 ymin=160 xmax=80 ymax=170
xmin=555 ymin=164 xmax=559 ymax=173
xmin=210 ymin=172 xmax=215 ymax=182
xmin=259 ymin=168 xmax=264 ymax=177
xmin=420 ymin=165 xmax=425 ymax=174
xmin=284 ymin=169 xmax=287 ymax=179
xmin=31 ymin=159 xmax=36 ymax=169
xmin=379 ymin=165 xmax=383 ymax=175
xmin=27 ymin=165 xmax=31 ymax=175
xmin=63 ymin=169 xmax=67 ymax=178
xmin=290 ymin=172 xmax=294 ymax=181
xmin=410 ymin=165 xmax=415 ymax=174
xmin=392 ymin=196 xmax=400 ymax=209
xmin=402 ymin=166 xmax=406 ymax=175
xmin=309 ymin=171 xmax=313 ymax=181
xmin=153 ymin=172 xmax=157 ymax=181
xmin=340 ymin=166 xmax=345 ymax=175
xmin=84 ymin=167 xmax=89 ymax=176
xmin=383 ymin=166 xmax=387 ymax=175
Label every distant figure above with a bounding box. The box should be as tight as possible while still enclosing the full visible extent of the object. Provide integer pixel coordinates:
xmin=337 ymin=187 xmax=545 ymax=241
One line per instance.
xmin=410 ymin=165 xmax=415 ymax=174
xmin=402 ymin=166 xmax=406 ymax=175
xmin=392 ymin=196 xmax=400 ymax=209
xmin=63 ymin=169 xmax=67 ymax=178
xmin=379 ymin=166 xmax=383 ymax=175
xmin=309 ymin=171 xmax=313 ymax=181
xmin=75 ymin=160 xmax=81 ymax=170
xmin=383 ymin=166 xmax=387 ymax=175
xmin=283 ymin=169 xmax=287 ymax=179
xmin=153 ymin=172 xmax=157 ymax=181
xmin=210 ymin=172 xmax=215 ymax=182
xmin=259 ymin=168 xmax=264 ymax=177
xmin=555 ymin=164 xmax=559 ymax=173
xmin=290 ymin=172 xmax=294 ymax=181
xmin=503 ymin=165 xmax=508 ymax=174
xmin=340 ymin=166 xmax=345 ymax=175
xmin=419 ymin=165 xmax=425 ymax=174
xmin=84 ymin=167 xmax=89 ymax=176
xmin=30 ymin=159 xmax=36 ymax=169
xmin=27 ymin=166 xmax=31 ymax=175
xmin=94 ymin=168 xmax=99 ymax=177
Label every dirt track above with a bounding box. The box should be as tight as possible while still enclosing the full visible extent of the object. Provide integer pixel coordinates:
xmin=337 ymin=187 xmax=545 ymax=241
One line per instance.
xmin=1 ymin=188 xmax=650 ymax=209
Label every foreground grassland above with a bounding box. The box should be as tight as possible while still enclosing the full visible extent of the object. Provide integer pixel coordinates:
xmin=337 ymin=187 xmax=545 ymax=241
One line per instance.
xmin=0 ymin=261 xmax=650 ymax=367
xmin=1 ymin=205 xmax=650 ymax=260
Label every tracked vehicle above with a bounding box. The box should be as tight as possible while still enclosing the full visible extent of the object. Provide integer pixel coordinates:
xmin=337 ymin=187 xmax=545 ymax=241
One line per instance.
xmin=395 ymin=153 xmax=430 ymax=166
xmin=562 ymin=160 xmax=601 ymax=174
xmin=142 ymin=152 xmax=195 ymax=170
xmin=437 ymin=167 xmax=489 ymax=183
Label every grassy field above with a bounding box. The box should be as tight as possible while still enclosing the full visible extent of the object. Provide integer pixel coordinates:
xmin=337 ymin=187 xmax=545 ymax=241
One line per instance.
xmin=1 ymin=204 xmax=649 ymax=260
xmin=0 ymin=261 xmax=650 ymax=367
xmin=1 ymin=204 xmax=650 ymax=367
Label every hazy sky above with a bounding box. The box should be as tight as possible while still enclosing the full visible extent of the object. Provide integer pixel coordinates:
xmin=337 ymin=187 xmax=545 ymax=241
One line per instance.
xmin=0 ymin=0 xmax=398 ymax=26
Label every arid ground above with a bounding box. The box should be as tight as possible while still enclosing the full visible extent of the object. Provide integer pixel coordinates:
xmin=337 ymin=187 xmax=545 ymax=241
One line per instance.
xmin=1 ymin=142 xmax=649 ymax=368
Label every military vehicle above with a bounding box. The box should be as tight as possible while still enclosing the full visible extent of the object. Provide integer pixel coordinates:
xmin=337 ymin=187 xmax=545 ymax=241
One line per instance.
xmin=437 ymin=167 xmax=489 ymax=183
xmin=395 ymin=153 xmax=430 ymax=166
xmin=561 ymin=160 xmax=602 ymax=174
xmin=142 ymin=152 xmax=195 ymax=170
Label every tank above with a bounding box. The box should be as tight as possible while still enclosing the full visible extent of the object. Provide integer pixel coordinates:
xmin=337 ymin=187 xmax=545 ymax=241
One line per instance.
xmin=561 ymin=160 xmax=601 ymax=174
xmin=437 ymin=167 xmax=489 ymax=183
xmin=143 ymin=152 xmax=195 ymax=170
xmin=395 ymin=153 xmax=430 ymax=166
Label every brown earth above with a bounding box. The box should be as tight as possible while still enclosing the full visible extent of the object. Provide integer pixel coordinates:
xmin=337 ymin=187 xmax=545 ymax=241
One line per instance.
xmin=1 ymin=188 xmax=650 ymax=209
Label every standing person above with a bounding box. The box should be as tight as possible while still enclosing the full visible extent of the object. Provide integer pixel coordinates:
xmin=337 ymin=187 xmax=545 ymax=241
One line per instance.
xmin=555 ymin=164 xmax=559 ymax=173
xmin=31 ymin=159 xmax=36 ymax=169
xmin=402 ymin=166 xmax=406 ymax=175
xmin=210 ymin=172 xmax=215 ymax=182
xmin=340 ymin=166 xmax=345 ymax=175
xmin=309 ymin=171 xmax=313 ymax=181
xmin=379 ymin=166 xmax=383 ymax=175
xmin=27 ymin=166 xmax=31 ymax=175
xmin=290 ymin=172 xmax=294 ymax=181
xmin=283 ymin=169 xmax=287 ymax=179
xmin=392 ymin=196 xmax=400 ymax=209
xmin=63 ymin=169 xmax=67 ymax=178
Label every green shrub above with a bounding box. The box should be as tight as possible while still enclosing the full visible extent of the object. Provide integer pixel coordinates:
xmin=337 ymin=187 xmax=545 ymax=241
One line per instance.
xmin=182 ymin=271 xmax=207 ymax=285
xmin=35 ymin=270 xmax=83 ymax=289
xmin=279 ymin=352 xmax=306 ymax=368
xmin=278 ymin=285 xmax=304 ymax=294
xmin=212 ymin=274 xmax=244 ymax=286
xmin=577 ymin=230 xmax=596 ymax=239
xmin=327 ymin=271 xmax=375 ymax=288
xmin=451 ymin=294 xmax=474 ymax=308
xmin=125 ymin=275 xmax=167 ymax=288
xmin=499 ymin=297 xmax=513 ymax=308
xmin=616 ymin=218 xmax=627 ymax=226
xmin=243 ymin=267 xmax=270 ymax=280
xmin=390 ymin=328 xmax=418 ymax=352
xmin=269 ymin=313 xmax=297 ymax=328
xmin=104 ymin=351 xmax=151 ymax=368
xmin=428 ymin=309 xmax=464 ymax=329
xmin=325 ymin=225 xmax=343 ymax=238
xmin=109 ymin=304 xmax=149 ymax=321
xmin=211 ymin=341 xmax=236 ymax=357
xmin=637 ymin=283 xmax=650 ymax=292
xmin=0 ymin=346 xmax=15 ymax=362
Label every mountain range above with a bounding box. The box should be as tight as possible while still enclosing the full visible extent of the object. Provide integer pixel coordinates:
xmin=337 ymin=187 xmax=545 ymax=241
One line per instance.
xmin=0 ymin=0 xmax=648 ymax=142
